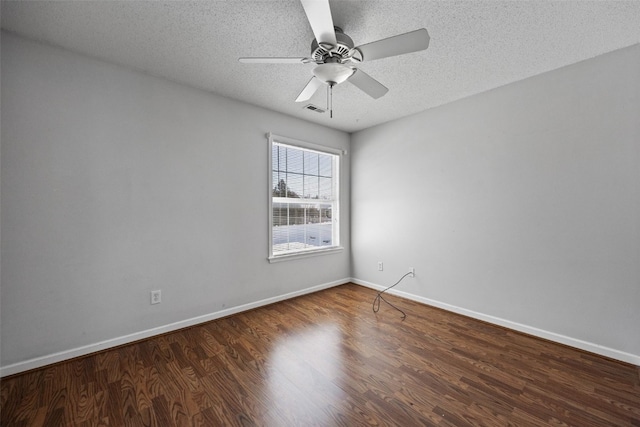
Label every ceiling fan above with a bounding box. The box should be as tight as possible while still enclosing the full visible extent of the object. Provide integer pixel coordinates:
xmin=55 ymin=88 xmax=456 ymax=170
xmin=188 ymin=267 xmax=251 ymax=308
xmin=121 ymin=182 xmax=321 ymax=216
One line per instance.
xmin=239 ymin=0 xmax=430 ymax=117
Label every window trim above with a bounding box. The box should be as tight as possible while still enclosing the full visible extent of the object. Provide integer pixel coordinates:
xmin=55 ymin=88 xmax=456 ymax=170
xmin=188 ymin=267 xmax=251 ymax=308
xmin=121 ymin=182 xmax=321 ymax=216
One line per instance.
xmin=267 ymin=132 xmax=344 ymax=263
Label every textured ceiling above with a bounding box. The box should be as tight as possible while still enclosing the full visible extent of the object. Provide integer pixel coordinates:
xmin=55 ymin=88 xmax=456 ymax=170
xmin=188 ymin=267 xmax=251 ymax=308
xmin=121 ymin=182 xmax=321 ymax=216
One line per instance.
xmin=2 ymin=1 xmax=640 ymax=133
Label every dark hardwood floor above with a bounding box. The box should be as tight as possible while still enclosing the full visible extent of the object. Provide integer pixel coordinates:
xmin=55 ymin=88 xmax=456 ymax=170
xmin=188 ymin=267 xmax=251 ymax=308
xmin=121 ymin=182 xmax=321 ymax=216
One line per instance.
xmin=2 ymin=283 xmax=639 ymax=426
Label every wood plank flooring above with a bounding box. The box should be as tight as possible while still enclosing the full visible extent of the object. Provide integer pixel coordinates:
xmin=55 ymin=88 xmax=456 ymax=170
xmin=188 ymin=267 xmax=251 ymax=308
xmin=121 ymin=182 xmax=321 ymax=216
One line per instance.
xmin=2 ymin=283 xmax=639 ymax=426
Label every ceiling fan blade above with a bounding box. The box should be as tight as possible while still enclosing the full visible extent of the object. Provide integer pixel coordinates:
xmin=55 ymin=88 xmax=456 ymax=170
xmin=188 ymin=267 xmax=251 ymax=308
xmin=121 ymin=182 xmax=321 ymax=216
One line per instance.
xmin=300 ymin=0 xmax=337 ymax=48
xmin=348 ymin=69 xmax=388 ymax=99
xmin=355 ymin=28 xmax=430 ymax=61
xmin=239 ymin=57 xmax=310 ymax=64
xmin=295 ymin=76 xmax=324 ymax=102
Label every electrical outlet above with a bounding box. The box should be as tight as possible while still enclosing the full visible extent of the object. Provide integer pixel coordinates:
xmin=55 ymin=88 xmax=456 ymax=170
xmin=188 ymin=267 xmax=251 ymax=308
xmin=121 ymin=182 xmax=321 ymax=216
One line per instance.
xmin=378 ymin=261 xmax=383 ymax=271
xmin=409 ymin=267 xmax=415 ymax=277
xmin=151 ymin=290 xmax=161 ymax=305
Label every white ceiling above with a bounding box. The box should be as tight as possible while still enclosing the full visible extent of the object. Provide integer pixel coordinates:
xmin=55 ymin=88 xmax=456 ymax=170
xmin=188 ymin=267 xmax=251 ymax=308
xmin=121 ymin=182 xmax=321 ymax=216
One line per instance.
xmin=2 ymin=1 xmax=640 ymax=133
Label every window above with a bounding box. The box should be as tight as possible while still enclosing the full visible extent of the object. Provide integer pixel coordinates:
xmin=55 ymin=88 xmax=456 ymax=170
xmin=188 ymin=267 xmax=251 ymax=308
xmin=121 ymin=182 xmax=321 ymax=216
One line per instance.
xmin=268 ymin=133 xmax=342 ymax=262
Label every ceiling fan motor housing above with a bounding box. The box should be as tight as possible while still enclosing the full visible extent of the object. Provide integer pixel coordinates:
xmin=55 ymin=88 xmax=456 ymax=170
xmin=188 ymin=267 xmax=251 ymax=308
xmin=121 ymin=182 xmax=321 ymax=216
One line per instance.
xmin=311 ymin=27 xmax=354 ymax=63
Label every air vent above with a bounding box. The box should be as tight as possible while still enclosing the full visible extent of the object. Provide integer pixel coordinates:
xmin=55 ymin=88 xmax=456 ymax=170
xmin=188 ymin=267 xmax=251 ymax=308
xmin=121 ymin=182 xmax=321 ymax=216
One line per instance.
xmin=303 ymin=104 xmax=326 ymax=113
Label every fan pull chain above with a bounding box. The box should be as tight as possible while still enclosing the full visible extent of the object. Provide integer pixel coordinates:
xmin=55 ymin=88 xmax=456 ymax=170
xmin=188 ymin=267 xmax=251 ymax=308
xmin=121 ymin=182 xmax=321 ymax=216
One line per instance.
xmin=330 ymin=85 xmax=333 ymax=118
xmin=327 ymin=84 xmax=333 ymax=118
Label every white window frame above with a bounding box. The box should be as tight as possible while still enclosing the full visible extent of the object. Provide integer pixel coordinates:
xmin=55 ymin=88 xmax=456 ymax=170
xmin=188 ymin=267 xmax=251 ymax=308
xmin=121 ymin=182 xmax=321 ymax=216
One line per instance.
xmin=267 ymin=133 xmax=343 ymax=263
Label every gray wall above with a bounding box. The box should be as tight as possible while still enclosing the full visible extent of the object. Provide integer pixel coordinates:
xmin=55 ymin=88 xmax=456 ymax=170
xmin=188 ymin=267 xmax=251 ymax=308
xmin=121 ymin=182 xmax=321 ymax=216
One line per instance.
xmin=351 ymin=44 xmax=640 ymax=363
xmin=1 ymin=33 xmax=350 ymax=371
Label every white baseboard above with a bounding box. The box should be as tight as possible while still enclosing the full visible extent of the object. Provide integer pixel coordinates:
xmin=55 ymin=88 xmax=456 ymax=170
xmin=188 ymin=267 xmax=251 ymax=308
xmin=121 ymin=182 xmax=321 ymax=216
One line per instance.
xmin=352 ymin=278 xmax=640 ymax=366
xmin=0 ymin=278 xmax=349 ymax=378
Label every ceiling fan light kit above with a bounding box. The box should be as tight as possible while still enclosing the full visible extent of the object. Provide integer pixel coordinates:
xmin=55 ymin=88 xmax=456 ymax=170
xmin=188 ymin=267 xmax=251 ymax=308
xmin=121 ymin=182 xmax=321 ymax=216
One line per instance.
xmin=239 ymin=0 xmax=430 ymax=118
xmin=313 ymin=62 xmax=354 ymax=85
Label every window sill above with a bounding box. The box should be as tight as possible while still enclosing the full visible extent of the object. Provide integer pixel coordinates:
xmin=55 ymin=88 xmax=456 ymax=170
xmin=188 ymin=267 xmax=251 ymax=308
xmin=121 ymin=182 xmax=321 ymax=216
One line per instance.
xmin=268 ymin=246 xmax=344 ymax=263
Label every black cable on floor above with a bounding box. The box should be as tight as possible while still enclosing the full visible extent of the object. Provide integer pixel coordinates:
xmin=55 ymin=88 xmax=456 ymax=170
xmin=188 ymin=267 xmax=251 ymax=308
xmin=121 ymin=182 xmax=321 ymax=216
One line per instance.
xmin=372 ymin=271 xmax=412 ymax=320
